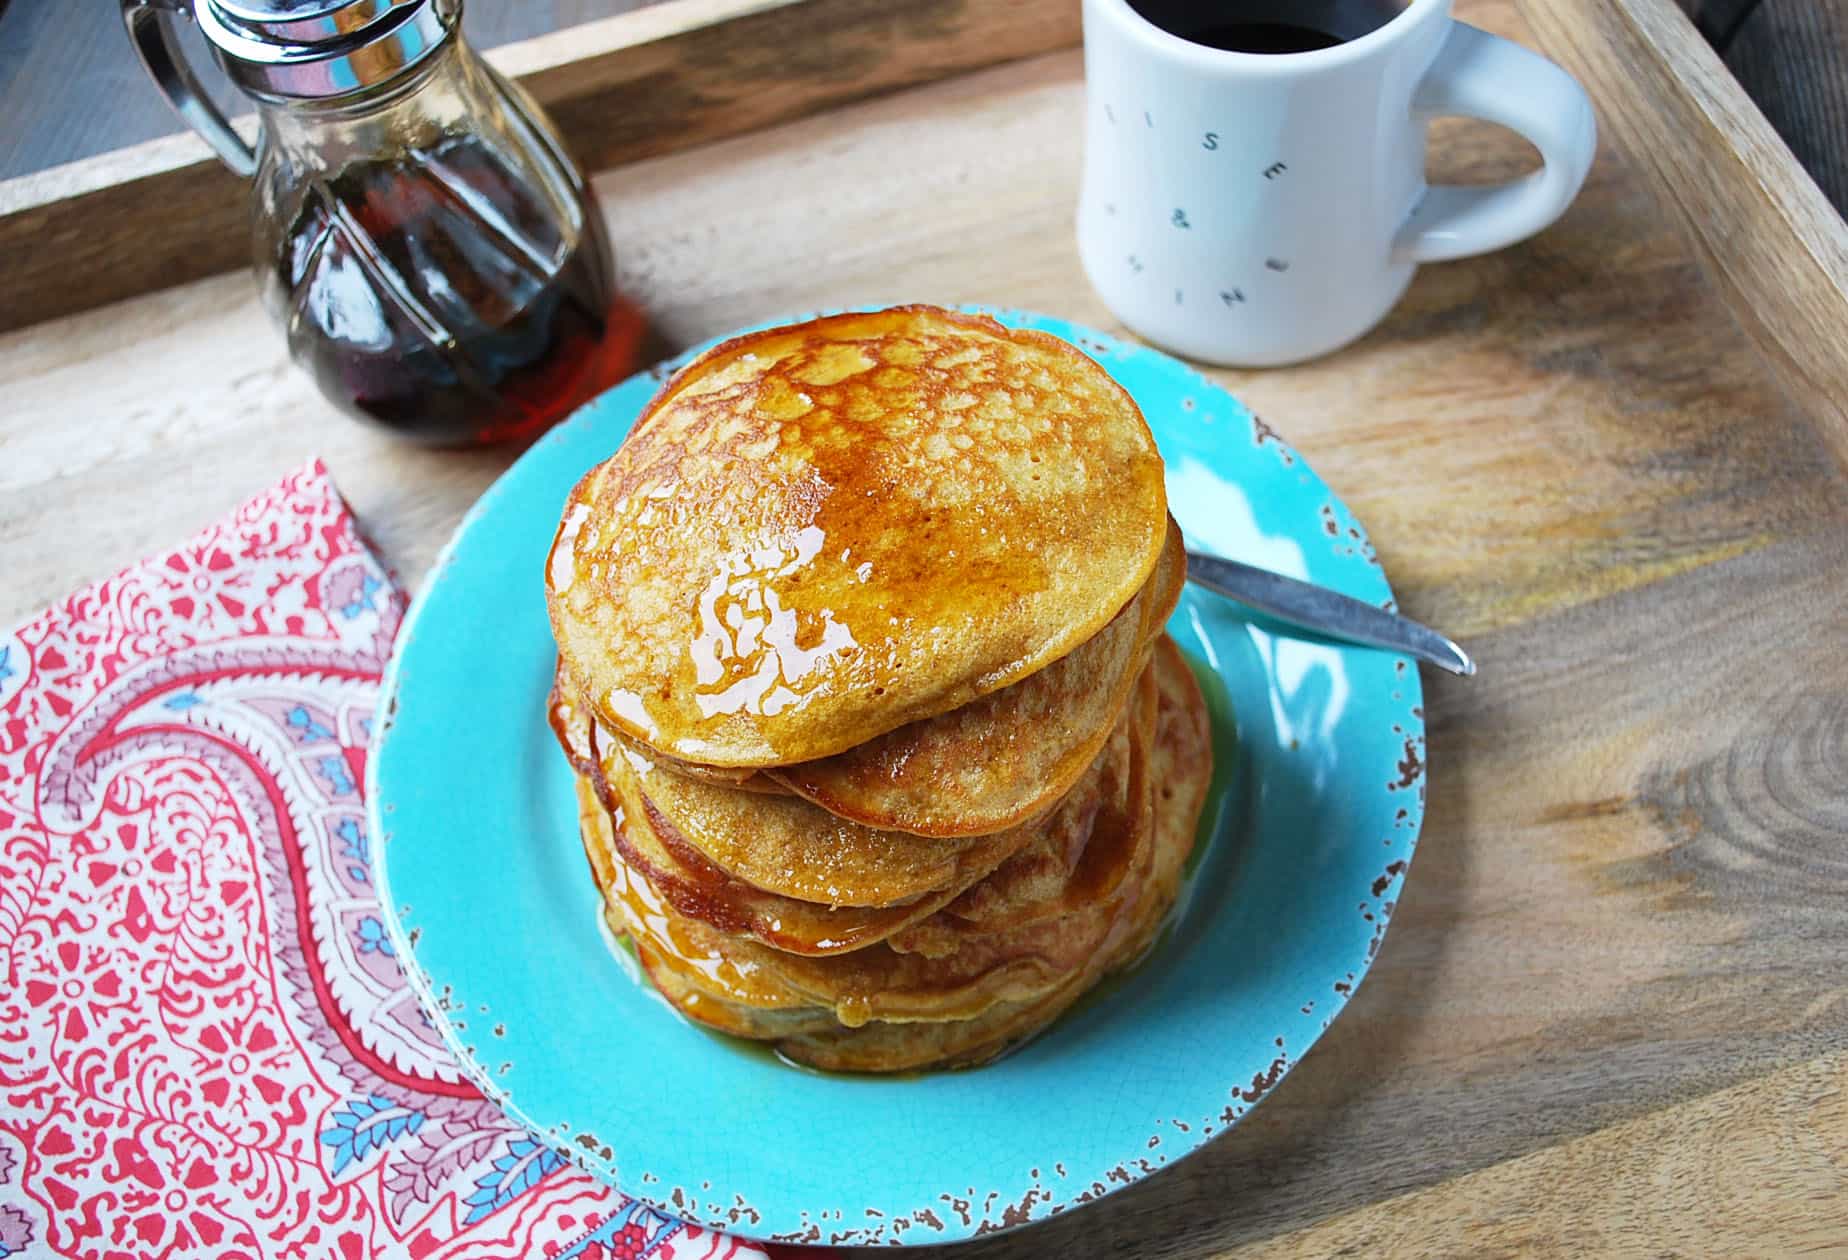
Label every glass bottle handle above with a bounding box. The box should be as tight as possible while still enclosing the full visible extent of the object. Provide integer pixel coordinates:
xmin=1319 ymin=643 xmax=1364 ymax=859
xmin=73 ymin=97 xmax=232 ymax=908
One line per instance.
xmin=120 ymin=0 xmax=258 ymax=177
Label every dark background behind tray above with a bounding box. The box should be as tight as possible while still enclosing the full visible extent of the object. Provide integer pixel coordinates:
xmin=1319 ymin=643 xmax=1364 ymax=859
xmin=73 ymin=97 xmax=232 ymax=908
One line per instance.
xmin=0 ymin=0 xmax=649 ymax=178
xmin=2 ymin=0 xmax=1845 ymax=215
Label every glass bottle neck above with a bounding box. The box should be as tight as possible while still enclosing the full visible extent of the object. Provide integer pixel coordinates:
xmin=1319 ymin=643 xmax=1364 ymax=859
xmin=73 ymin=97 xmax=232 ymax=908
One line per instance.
xmin=255 ymin=33 xmax=485 ymax=169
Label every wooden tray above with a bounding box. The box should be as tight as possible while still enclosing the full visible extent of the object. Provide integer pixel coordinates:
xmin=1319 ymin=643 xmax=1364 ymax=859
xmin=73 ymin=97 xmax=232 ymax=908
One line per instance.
xmin=5 ymin=0 xmax=1848 ymax=1252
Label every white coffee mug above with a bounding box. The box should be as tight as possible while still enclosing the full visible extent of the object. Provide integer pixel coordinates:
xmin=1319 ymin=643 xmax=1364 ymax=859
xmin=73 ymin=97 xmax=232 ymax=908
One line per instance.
xmin=1077 ymin=0 xmax=1597 ymax=366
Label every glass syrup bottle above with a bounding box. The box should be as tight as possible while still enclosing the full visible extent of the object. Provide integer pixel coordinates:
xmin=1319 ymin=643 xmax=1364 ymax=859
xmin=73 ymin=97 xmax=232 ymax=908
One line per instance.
xmin=123 ymin=0 xmax=645 ymax=445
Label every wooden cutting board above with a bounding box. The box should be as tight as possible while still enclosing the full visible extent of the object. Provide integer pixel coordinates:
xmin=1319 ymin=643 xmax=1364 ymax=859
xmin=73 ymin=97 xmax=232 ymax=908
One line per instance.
xmin=2 ymin=0 xmax=1845 ymax=1253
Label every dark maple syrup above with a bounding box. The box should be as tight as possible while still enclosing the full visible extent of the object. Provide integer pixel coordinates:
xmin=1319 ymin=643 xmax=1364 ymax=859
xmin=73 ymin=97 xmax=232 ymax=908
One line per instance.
xmin=277 ymin=132 xmax=644 ymax=446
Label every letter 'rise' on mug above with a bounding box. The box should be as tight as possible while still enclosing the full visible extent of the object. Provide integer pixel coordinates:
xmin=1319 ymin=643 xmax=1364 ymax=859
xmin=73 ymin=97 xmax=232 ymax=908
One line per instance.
xmin=1078 ymin=0 xmax=1596 ymax=366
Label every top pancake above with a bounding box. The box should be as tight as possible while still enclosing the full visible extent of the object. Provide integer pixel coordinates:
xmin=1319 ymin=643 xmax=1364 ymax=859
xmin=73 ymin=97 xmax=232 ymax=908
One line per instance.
xmin=546 ymin=306 xmax=1169 ymax=767
xmin=583 ymin=516 xmax=1181 ymax=838
xmin=766 ymin=518 xmax=1184 ymax=836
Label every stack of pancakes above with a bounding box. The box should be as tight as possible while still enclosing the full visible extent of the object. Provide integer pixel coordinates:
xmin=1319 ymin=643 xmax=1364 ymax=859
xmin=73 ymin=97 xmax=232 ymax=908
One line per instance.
xmin=545 ymin=307 xmax=1213 ymax=1072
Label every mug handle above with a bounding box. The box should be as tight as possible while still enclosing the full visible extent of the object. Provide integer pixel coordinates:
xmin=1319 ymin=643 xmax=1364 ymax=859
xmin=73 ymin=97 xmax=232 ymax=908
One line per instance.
xmin=1392 ymin=22 xmax=1596 ymax=263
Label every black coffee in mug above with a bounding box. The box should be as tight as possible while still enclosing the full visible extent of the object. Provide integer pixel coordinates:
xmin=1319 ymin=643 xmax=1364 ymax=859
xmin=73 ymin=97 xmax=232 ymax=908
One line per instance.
xmin=1127 ymin=1 xmax=1406 ymax=53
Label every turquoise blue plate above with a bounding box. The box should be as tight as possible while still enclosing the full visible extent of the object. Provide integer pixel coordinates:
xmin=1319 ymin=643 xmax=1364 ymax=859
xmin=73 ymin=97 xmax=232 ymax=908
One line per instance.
xmin=370 ymin=308 xmax=1425 ymax=1246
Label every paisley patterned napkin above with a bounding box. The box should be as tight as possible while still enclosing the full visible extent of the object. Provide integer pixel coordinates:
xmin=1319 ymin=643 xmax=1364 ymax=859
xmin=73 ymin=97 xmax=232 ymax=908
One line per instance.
xmin=0 ymin=462 xmax=771 ymax=1260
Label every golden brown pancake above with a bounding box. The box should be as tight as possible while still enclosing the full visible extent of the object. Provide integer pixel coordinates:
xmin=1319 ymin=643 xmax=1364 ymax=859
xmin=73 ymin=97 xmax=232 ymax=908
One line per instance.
xmin=587 ymin=766 xmax=1134 ymax=1036
xmin=581 ymin=515 xmax=1184 ymax=834
xmin=588 ymin=754 xmax=1013 ymax=956
xmin=546 ymin=306 xmax=1169 ymax=768
xmin=774 ymin=895 xmax=1145 ymax=1072
xmin=554 ymin=665 xmax=785 ymax=793
xmin=549 ymin=684 xmax=596 ymax=775
xmin=591 ymin=718 xmax=1024 ymax=910
xmin=616 ymin=787 xmax=1151 ymax=1031
xmin=638 ymin=935 xmax=1119 ymax=1073
xmin=574 ymin=777 xmax=809 ymax=1010
xmin=886 ymin=664 xmax=1156 ymax=958
xmin=602 ymin=786 xmax=965 ymax=955
xmin=1119 ymin=636 xmax=1216 ymax=962
xmin=632 ymin=936 xmax=831 ymax=1038
xmin=764 ymin=518 xmax=1185 ymax=836
xmin=593 ymin=674 xmax=1159 ymax=1029
xmin=744 ymin=789 xmax=1152 ymax=1026
xmin=561 ymin=682 xmax=1122 ymax=934
xmin=586 ymin=708 xmax=1127 ymax=953
xmin=778 ymin=639 xmax=1211 ymax=1070
xmin=556 ymin=680 xmax=967 ymax=909
xmin=635 ymin=757 xmax=770 ymax=791
xmin=574 ymin=635 xmax=1215 ymax=1073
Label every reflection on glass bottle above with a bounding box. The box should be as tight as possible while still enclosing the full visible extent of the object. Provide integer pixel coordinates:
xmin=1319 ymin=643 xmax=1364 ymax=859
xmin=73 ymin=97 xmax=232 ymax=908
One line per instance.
xmin=122 ymin=0 xmax=646 ymax=446
xmin=256 ymin=44 xmax=644 ymax=445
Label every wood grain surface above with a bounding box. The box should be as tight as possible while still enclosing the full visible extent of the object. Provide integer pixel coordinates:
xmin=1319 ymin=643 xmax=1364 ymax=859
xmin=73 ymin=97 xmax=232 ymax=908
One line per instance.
xmin=0 ymin=0 xmax=1079 ymax=335
xmin=3 ymin=0 xmax=1847 ymax=1254
xmin=1524 ymin=0 xmax=1848 ymax=478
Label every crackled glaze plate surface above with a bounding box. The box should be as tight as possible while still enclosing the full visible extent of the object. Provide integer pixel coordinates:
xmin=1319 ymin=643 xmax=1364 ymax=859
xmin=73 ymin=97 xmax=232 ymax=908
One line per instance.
xmin=369 ymin=308 xmax=1427 ymax=1246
